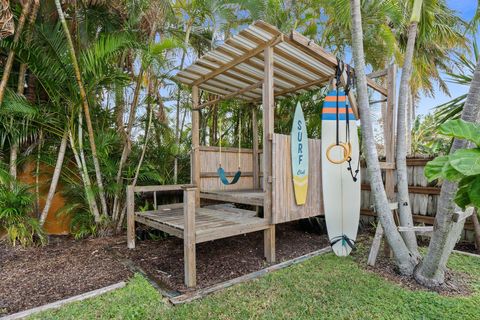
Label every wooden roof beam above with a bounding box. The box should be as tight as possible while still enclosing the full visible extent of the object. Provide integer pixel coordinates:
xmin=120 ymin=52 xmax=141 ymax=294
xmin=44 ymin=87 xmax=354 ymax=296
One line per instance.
xmin=289 ymin=31 xmax=388 ymax=96
xmin=196 ymin=81 xmax=264 ymax=110
xmin=192 ymin=33 xmax=284 ymax=86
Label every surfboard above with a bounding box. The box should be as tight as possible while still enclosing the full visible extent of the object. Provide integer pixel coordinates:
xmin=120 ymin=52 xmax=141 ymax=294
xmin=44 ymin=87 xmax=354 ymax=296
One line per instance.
xmin=291 ymin=102 xmax=309 ymax=205
xmin=321 ymin=90 xmax=361 ymax=256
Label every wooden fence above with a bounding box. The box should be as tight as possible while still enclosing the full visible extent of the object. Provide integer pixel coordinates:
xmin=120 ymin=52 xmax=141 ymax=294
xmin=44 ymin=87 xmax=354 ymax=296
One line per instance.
xmin=360 ymin=157 xmax=476 ymax=242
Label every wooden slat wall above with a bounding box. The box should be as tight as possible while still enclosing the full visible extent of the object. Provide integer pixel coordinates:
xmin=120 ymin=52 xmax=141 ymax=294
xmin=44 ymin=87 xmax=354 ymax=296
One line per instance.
xmin=199 ymin=147 xmax=255 ymax=191
xmin=361 ymin=157 xmax=475 ymax=242
xmin=271 ymin=134 xmax=323 ymax=224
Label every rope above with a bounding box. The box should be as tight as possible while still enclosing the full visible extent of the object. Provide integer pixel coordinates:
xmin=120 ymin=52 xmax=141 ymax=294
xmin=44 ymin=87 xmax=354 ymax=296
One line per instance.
xmin=330 ymin=235 xmax=357 ymax=251
xmin=238 ymin=112 xmax=241 ymax=169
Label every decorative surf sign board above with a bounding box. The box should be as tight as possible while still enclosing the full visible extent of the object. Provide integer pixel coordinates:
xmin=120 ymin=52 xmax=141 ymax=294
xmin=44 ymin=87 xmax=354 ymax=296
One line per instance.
xmin=321 ymin=90 xmax=361 ymax=257
xmin=291 ymin=102 xmax=309 ymax=205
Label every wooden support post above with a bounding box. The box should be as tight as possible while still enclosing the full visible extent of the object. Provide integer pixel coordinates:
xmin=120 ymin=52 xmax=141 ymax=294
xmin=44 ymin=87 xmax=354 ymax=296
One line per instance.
xmin=252 ymin=106 xmax=259 ymax=189
xmin=262 ymin=45 xmax=276 ymax=262
xmin=191 ymin=86 xmax=200 ymax=206
xmin=264 ymin=225 xmax=276 ymax=262
xmin=183 ymin=186 xmax=197 ymax=288
xmin=126 ymin=185 xmax=135 ymax=249
xmin=368 ymin=64 xmax=397 ymax=265
xmin=263 ymin=45 xmax=274 ymax=221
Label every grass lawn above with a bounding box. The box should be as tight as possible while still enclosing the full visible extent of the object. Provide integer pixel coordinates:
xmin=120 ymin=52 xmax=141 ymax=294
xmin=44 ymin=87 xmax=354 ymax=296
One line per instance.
xmin=30 ymin=250 xmax=480 ymax=320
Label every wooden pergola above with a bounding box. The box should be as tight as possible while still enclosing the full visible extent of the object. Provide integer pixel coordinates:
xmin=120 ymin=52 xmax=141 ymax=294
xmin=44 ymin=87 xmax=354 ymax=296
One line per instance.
xmin=127 ymin=21 xmax=394 ymax=288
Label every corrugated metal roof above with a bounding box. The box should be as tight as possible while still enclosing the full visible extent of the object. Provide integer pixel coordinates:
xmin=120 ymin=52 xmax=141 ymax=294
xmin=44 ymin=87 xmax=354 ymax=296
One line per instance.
xmin=176 ymin=20 xmax=386 ymax=111
xmin=176 ymin=21 xmax=339 ymax=101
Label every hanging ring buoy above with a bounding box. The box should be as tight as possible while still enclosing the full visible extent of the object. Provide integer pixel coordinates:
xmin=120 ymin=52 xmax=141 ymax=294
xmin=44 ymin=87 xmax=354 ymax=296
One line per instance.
xmin=326 ymin=143 xmax=350 ymax=164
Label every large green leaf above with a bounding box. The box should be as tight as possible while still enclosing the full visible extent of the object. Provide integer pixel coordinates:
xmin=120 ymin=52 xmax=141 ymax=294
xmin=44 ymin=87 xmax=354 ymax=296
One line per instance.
xmin=455 ymin=185 xmax=471 ymax=209
xmin=468 ymin=176 xmax=480 ymax=208
xmin=449 ymin=148 xmax=480 ymax=176
xmin=424 ymin=155 xmax=449 ymax=181
xmin=442 ymin=161 xmax=465 ymax=181
xmin=438 ymin=119 xmax=480 ymax=146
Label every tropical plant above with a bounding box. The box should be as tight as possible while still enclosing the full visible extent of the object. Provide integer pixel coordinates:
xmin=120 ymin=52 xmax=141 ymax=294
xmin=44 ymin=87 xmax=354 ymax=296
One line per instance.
xmin=424 ymin=119 xmax=480 ymax=209
xmin=0 ymin=180 xmax=45 ymax=246
xmin=411 ymin=115 xmax=450 ymax=155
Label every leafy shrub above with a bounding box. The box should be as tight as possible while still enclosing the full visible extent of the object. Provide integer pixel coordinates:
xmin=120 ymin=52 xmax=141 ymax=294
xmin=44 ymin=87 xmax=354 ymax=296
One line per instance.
xmin=424 ymin=119 xmax=480 ymax=209
xmin=0 ymin=182 xmax=46 ymax=246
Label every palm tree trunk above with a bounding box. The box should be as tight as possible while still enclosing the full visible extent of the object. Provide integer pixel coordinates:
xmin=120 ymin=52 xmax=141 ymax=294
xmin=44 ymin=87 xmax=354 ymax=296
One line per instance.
xmin=0 ymin=0 xmax=31 ymax=105
xmin=415 ymin=57 xmax=480 ymax=287
xmin=406 ymin=90 xmax=412 ymax=155
xmin=69 ymin=130 xmax=101 ymax=222
xmin=8 ymin=0 xmax=40 ymax=186
xmin=39 ymin=131 xmax=68 ymax=226
xmin=112 ymin=24 xmax=157 ymax=222
xmin=35 ymin=130 xmax=43 ymax=213
xmin=174 ymin=22 xmax=192 ymax=184
xmin=349 ymin=0 xmax=417 ymax=275
xmin=55 ymin=0 xmax=108 ymax=217
xmin=0 ymin=0 xmax=15 ymax=39
xmin=472 ymin=210 xmax=480 ymax=253
xmin=116 ymin=76 xmax=155 ymax=232
xmin=8 ymin=143 xmax=17 ymax=181
xmin=396 ymin=18 xmax=421 ymax=257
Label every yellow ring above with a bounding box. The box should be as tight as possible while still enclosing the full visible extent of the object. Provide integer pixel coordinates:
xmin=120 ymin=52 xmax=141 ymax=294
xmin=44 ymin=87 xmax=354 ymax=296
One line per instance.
xmin=326 ymin=143 xmax=350 ymax=164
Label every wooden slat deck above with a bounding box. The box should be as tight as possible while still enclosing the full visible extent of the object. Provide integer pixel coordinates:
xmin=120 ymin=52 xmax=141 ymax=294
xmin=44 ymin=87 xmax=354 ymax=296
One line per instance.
xmin=135 ymin=205 xmax=269 ymax=243
xmin=200 ymin=189 xmax=264 ymax=206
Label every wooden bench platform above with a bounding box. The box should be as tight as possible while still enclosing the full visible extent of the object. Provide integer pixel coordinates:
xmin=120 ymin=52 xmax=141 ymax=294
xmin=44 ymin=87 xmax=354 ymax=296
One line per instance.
xmin=127 ymin=185 xmax=275 ymax=288
xmin=135 ymin=204 xmax=269 ymax=243
xmin=200 ymin=189 xmax=264 ymax=206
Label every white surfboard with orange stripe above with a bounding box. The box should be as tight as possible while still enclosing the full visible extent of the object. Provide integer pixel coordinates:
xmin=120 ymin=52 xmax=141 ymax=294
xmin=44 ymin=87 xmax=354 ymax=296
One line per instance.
xmin=291 ymin=102 xmax=309 ymax=205
xmin=321 ymin=90 xmax=361 ymax=256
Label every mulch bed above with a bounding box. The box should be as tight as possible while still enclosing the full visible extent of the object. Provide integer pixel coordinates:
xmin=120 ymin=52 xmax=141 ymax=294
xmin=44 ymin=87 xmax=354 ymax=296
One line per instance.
xmin=353 ymin=235 xmax=473 ymax=297
xmin=0 ymin=236 xmax=132 ymax=316
xmin=0 ymin=221 xmax=329 ymax=316
xmin=114 ymin=222 xmax=330 ymax=293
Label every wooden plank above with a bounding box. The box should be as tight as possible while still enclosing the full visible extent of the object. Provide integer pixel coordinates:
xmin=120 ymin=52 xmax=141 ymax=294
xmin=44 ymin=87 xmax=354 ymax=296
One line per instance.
xmin=192 ymin=34 xmax=283 ymax=86
xmin=200 ymin=190 xmax=264 ymax=206
xmin=271 ymin=76 xmax=330 ymax=99
xmin=198 ymin=145 xmax=256 ymax=153
xmin=2 ymin=282 xmax=126 ymax=320
xmin=367 ymin=69 xmax=388 ymax=79
xmin=264 ymin=225 xmax=276 ymax=262
xmin=157 ymin=203 xmax=184 ymax=211
xmin=360 ymin=209 xmax=475 ymax=230
xmin=192 ymin=86 xmax=200 ymax=206
xmin=169 ymin=246 xmax=332 ymax=305
xmin=263 ymin=45 xmax=274 ymax=222
xmin=367 ymin=224 xmax=383 ymax=266
xmin=379 ymin=162 xmax=395 ymax=170
xmin=197 ymin=81 xmax=263 ymax=110
xmin=196 ymin=219 xmax=270 ymax=243
xmin=200 ymin=171 xmax=254 ymax=178
xmin=126 ymin=186 xmax=135 ymax=249
xmin=133 ymin=185 xmax=185 ymax=193
xmin=453 ymin=207 xmax=474 ymax=223
xmin=252 ymin=106 xmax=260 ymax=189
xmin=398 ymin=226 xmax=433 ymax=232
xmin=361 ymin=184 xmax=441 ymax=195
xmin=134 ymin=214 xmax=184 ymax=238
xmin=183 ymin=187 xmax=197 ymax=288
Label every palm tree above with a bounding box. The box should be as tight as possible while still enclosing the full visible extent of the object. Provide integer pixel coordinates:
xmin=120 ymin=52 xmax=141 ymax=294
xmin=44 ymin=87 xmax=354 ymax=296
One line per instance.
xmin=414 ymin=7 xmax=480 ymax=287
xmin=0 ymin=0 xmax=15 ymax=39
xmin=54 ymin=0 xmax=108 ymax=219
xmin=395 ymin=0 xmax=423 ymax=258
xmin=349 ymin=0 xmax=417 ymax=275
xmin=0 ymin=0 xmax=31 ymax=109
xmin=415 ymin=53 xmax=480 ymax=287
